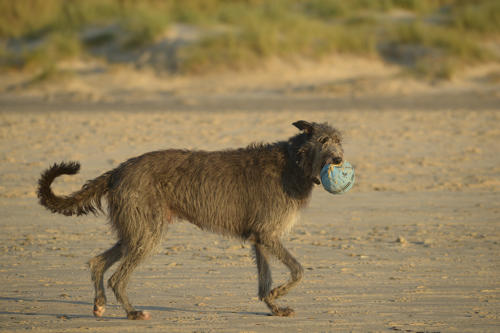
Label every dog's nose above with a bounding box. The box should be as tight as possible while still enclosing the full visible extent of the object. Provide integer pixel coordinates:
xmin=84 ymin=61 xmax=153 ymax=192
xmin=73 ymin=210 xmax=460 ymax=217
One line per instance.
xmin=331 ymin=157 xmax=343 ymax=165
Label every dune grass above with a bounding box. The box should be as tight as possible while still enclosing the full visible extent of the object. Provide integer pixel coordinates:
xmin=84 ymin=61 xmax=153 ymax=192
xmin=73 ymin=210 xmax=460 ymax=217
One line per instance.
xmin=178 ymin=4 xmax=378 ymax=73
xmin=0 ymin=0 xmax=498 ymax=80
xmin=385 ymin=20 xmax=494 ymax=79
xmin=448 ymin=0 xmax=500 ymax=34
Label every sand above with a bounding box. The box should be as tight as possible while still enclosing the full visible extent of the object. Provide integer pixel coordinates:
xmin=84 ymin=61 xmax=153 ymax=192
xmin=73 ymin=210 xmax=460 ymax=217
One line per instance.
xmin=0 ymin=58 xmax=499 ymax=332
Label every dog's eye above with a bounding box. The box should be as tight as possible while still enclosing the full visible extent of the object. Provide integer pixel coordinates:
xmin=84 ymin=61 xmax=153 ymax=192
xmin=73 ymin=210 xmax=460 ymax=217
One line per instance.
xmin=319 ymin=137 xmax=329 ymax=144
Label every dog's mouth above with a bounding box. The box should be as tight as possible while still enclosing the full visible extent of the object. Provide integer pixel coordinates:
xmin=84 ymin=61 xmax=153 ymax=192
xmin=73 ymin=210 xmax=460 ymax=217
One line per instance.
xmin=324 ymin=156 xmax=343 ymax=167
xmin=314 ymin=157 xmax=343 ymax=185
xmin=315 ymin=157 xmax=342 ymax=185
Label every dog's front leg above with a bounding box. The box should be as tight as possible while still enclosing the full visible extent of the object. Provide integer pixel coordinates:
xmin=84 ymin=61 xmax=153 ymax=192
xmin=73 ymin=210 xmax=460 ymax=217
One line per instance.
xmin=253 ymin=244 xmax=273 ymax=301
xmin=255 ymin=238 xmax=304 ymax=317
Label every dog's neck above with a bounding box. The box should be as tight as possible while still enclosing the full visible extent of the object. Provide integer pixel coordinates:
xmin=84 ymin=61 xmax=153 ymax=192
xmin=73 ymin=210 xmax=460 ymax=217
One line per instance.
xmin=279 ymin=141 xmax=317 ymax=202
xmin=287 ymin=135 xmax=322 ymax=183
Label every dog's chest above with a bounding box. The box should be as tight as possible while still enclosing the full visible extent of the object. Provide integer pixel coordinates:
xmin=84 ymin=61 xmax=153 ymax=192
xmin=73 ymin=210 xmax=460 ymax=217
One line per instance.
xmin=276 ymin=210 xmax=300 ymax=237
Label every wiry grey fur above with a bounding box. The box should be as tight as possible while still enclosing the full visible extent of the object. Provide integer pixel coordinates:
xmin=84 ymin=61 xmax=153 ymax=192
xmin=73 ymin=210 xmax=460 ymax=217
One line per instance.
xmin=37 ymin=120 xmax=344 ymax=320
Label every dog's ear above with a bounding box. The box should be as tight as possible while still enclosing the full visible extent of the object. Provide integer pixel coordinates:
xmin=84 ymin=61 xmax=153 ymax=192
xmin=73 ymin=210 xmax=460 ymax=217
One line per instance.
xmin=293 ymin=121 xmax=314 ymax=135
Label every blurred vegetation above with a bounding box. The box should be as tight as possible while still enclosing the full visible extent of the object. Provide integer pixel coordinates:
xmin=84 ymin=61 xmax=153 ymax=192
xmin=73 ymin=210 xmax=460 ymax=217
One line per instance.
xmin=0 ymin=0 xmax=499 ymax=80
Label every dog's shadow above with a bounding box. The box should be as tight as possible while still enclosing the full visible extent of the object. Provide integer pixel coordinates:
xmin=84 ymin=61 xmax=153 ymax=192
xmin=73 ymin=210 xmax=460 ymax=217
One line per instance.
xmin=0 ymin=296 xmax=269 ymax=320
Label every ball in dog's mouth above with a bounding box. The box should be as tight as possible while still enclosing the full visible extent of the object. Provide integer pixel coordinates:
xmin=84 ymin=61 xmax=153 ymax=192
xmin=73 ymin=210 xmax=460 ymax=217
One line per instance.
xmin=320 ymin=161 xmax=355 ymax=194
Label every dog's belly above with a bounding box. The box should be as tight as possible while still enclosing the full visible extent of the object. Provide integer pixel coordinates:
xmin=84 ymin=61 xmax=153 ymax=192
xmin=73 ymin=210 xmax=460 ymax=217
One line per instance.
xmin=173 ymin=202 xmax=300 ymax=240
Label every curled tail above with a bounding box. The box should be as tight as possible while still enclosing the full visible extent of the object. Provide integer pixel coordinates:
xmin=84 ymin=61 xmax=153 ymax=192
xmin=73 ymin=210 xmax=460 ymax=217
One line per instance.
xmin=37 ymin=161 xmax=111 ymax=216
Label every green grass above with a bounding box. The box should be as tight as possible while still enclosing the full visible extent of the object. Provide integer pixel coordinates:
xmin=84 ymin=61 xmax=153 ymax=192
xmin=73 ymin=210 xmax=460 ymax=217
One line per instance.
xmin=386 ymin=20 xmax=494 ymax=79
xmin=120 ymin=5 xmax=171 ymax=49
xmin=449 ymin=0 xmax=500 ymax=34
xmin=22 ymin=32 xmax=82 ymax=70
xmin=388 ymin=21 xmax=492 ymax=61
xmin=179 ymin=1 xmax=378 ymax=73
xmin=0 ymin=0 xmax=123 ymax=39
xmin=0 ymin=0 xmax=498 ymax=80
xmin=26 ymin=64 xmax=75 ymax=87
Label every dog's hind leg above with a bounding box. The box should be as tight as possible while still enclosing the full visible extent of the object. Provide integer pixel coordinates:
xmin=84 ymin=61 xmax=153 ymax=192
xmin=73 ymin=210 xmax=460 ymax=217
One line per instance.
xmin=107 ymin=244 xmax=153 ymax=319
xmin=107 ymin=225 xmax=163 ymax=320
xmin=88 ymin=241 xmax=123 ymax=317
xmin=258 ymin=238 xmax=304 ymax=317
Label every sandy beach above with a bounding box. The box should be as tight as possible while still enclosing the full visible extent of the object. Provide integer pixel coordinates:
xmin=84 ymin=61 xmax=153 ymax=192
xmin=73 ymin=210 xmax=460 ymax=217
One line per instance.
xmin=1 ymin=57 xmax=500 ymax=332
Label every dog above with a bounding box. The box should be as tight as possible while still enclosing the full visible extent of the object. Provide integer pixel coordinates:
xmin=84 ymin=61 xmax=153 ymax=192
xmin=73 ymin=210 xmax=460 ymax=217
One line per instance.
xmin=37 ymin=120 xmax=344 ymax=320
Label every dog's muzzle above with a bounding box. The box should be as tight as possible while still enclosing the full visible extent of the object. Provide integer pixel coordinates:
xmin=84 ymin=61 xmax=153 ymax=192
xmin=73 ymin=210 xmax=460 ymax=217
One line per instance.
xmin=325 ymin=156 xmax=343 ymax=167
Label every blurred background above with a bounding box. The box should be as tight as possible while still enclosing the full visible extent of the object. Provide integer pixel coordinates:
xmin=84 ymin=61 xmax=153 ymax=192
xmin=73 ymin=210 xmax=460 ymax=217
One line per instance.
xmin=0 ymin=0 xmax=499 ymax=97
xmin=1 ymin=3 xmax=499 ymax=331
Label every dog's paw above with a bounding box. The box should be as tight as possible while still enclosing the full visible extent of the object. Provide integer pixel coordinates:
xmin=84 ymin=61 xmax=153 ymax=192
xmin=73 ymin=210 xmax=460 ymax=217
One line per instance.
xmin=271 ymin=306 xmax=295 ymax=317
xmin=127 ymin=310 xmax=151 ymax=320
xmin=93 ymin=304 xmax=105 ymax=317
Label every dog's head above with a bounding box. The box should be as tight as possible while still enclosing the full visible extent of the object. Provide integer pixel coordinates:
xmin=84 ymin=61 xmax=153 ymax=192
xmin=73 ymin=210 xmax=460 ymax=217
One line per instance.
xmin=290 ymin=120 xmax=344 ymax=184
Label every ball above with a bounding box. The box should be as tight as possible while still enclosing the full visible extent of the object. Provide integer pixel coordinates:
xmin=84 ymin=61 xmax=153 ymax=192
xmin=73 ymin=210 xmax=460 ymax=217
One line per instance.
xmin=320 ymin=161 xmax=355 ymax=194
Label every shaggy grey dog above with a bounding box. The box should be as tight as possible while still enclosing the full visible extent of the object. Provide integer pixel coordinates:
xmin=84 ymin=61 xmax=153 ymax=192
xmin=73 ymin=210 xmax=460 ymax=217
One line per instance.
xmin=37 ymin=120 xmax=344 ymax=320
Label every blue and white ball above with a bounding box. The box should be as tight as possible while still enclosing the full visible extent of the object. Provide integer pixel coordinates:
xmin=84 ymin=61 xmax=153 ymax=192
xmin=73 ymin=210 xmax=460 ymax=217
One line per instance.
xmin=320 ymin=161 xmax=355 ymax=194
